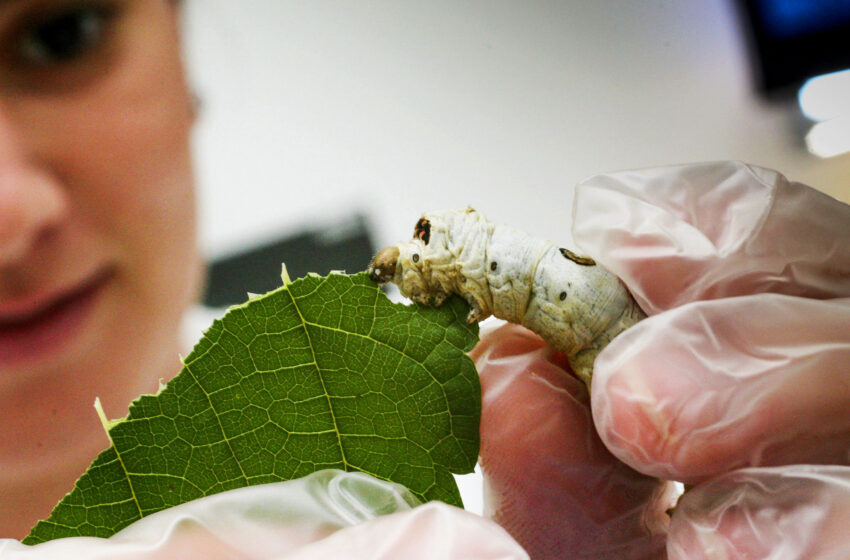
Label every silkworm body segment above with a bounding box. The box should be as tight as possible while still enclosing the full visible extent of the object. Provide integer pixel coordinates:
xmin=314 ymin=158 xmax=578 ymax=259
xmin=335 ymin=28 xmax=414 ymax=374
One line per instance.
xmin=368 ymin=208 xmax=645 ymax=385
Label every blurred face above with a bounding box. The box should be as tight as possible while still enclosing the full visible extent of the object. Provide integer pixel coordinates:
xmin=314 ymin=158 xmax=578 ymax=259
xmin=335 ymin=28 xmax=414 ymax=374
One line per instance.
xmin=0 ymin=1 xmax=199 ymax=416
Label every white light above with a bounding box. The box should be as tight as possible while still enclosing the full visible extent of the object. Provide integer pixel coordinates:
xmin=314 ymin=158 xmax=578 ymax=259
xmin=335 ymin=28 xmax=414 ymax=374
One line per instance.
xmin=798 ymin=69 xmax=850 ymax=122
xmin=805 ymin=117 xmax=850 ymax=158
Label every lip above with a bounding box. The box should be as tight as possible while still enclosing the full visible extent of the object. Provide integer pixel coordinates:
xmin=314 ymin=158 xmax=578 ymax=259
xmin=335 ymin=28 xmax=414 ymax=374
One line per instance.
xmin=0 ymin=268 xmax=115 ymax=366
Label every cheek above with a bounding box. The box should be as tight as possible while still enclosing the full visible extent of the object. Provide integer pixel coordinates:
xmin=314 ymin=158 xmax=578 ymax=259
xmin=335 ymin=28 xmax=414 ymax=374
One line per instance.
xmin=58 ymin=10 xmax=197 ymax=285
xmin=68 ymin=92 xmax=198 ymax=311
xmin=78 ymin=91 xmax=193 ymax=237
xmin=86 ymin=110 xmax=196 ymax=256
xmin=31 ymin=16 xmax=203 ymax=321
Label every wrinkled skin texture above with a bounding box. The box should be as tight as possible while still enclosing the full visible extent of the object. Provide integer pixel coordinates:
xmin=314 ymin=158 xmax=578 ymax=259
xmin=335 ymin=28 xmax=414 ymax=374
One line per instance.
xmin=367 ymin=208 xmax=645 ymax=386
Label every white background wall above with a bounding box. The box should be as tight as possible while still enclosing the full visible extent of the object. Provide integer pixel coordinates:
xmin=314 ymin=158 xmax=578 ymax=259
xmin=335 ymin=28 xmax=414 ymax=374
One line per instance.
xmin=183 ymin=0 xmax=849 ymax=260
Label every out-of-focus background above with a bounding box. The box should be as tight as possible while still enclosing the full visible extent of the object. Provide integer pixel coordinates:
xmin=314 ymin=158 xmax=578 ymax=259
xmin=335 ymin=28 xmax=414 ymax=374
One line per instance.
xmin=182 ymin=0 xmax=850 ymax=513
xmin=184 ymin=0 xmax=849 ymax=298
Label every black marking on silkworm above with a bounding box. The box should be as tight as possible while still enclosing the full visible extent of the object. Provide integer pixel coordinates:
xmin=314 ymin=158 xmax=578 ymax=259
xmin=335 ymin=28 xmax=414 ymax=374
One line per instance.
xmin=372 ymin=208 xmax=649 ymax=389
xmin=414 ymin=218 xmax=431 ymax=245
xmin=560 ymin=248 xmax=596 ymax=266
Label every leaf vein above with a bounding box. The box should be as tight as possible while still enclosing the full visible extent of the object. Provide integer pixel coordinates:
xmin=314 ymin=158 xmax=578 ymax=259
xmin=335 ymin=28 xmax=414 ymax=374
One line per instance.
xmin=182 ymin=361 xmax=251 ymax=488
xmin=284 ymin=286 xmax=350 ymax=470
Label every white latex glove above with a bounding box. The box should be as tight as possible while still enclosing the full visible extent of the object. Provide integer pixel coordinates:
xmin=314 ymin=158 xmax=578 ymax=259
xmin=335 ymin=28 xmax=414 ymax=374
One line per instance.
xmin=667 ymin=465 xmax=850 ymax=559
xmin=0 ymin=470 xmax=527 ymax=559
xmin=470 ymin=325 xmax=674 ymax=560
xmin=578 ymin=162 xmax=850 ymax=558
xmin=472 ymin=161 xmax=849 ymax=559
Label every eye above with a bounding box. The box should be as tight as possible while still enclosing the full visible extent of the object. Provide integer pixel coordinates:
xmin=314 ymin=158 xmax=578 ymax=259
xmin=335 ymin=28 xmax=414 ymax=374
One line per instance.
xmin=17 ymin=5 xmax=115 ymax=67
xmin=412 ymin=253 xmax=420 ymax=263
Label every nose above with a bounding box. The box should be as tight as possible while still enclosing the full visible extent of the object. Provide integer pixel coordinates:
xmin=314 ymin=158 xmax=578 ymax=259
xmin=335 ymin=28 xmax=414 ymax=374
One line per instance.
xmin=0 ymin=110 xmax=68 ymax=266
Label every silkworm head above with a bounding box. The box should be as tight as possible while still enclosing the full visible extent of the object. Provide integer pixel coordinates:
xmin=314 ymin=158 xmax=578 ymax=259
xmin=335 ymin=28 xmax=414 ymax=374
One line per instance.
xmin=394 ymin=239 xmax=433 ymax=302
xmin=367 ymin=245 xmax=400 ymax=284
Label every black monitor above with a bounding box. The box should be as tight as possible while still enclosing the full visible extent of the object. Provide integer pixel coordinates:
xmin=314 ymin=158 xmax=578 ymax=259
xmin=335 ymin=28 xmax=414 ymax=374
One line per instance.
xmin=736 ymin=0 xmax=850 ymax=97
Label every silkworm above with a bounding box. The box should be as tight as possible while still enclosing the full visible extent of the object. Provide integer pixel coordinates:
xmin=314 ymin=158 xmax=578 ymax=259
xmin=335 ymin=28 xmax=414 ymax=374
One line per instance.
xmin=367 ymin=207 xmax=645 ymax=386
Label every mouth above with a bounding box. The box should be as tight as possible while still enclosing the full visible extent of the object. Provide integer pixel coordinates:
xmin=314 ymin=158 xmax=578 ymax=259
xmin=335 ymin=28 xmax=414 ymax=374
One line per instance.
xmin=0 ymin=267 xmax=115 ymax=366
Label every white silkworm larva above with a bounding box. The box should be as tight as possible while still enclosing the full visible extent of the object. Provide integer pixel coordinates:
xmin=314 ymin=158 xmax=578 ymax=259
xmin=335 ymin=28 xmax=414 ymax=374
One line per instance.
xmin=367 ymin=208 xmax=645 ymax=386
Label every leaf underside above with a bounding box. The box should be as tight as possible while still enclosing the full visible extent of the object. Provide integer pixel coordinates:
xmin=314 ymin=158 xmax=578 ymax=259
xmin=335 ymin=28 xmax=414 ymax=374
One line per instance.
xmin=25 ymin=272 xmax=480 ymax=544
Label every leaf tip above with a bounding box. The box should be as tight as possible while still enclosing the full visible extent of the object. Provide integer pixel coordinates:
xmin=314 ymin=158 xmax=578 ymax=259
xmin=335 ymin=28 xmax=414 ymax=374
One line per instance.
xmin=281 ymin=263 xmax=292 ymax=286
xmin=93 ymin=398 xmax=121 ymax=439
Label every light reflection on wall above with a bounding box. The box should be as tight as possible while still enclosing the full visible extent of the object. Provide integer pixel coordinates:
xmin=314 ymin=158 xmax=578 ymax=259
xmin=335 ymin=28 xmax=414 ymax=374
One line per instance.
xmin=799 ymin=69 xmax=850 ymax=157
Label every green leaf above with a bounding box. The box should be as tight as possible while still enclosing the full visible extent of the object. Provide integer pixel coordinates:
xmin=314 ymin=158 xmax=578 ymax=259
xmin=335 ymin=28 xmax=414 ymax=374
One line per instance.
xmin=24 ymin=271 xmax=480 ymax=544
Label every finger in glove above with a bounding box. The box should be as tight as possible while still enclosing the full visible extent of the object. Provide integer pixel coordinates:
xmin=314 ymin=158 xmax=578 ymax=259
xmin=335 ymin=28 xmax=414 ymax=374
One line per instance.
xmin=592 ymin=295 xmax=850 ymax=483
xmin=472 ymin=323 xmax=675 ymax=560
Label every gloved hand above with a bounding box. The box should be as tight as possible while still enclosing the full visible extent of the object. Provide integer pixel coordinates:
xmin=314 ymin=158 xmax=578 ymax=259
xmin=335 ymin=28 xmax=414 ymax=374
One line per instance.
xmin=471 ymin=324 xmax=674 ymax=559
xmin=473 ymin=161 xmax=850 ymax=559
xmin=0 ymin=470 xmax=528 ymax=559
